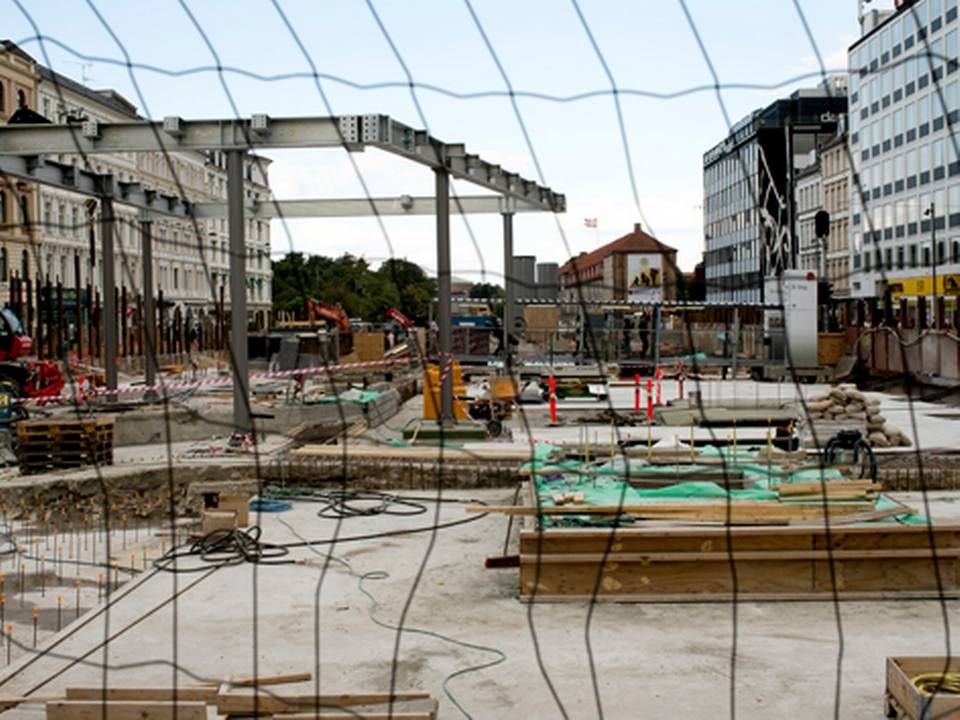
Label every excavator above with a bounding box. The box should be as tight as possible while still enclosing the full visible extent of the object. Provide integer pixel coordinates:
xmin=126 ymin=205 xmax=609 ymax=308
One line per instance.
xmin=0 ymin=308 xmax=64 ymax=400
xmin=305 ymin=298 xmax=354 ymax=357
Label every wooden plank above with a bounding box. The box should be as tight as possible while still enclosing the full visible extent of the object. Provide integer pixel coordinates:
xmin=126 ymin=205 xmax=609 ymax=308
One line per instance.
xmin=290 ymin=445 xmax=536 ymax=462
xmin=519 ymin=548 xmax=960 ymax=563
xmin=65 ymin=687 xmax=218 ymax=702
xmin=519 ymin=590 xmax=960 ymax=603
xmin=46 ymin=700 xmax=207 ymax=720
xmin=231 ymin=671 xmax=312 ymax=687
xmin=471 ymin=502 xmax=875 ymax=524
xmin=217 ymin=691 xmax=431 ymax=715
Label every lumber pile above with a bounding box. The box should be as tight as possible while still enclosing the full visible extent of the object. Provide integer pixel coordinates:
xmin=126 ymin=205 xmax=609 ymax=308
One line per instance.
xmin=26 ymin=672 xmax=438 ymax=719
xmin=517 ymin=522 xmax=960 ymax=602
xmin=805 ymin=384 xmax=911 ymax=448
xmin=17 ymin=417 xmax=115 ymax=475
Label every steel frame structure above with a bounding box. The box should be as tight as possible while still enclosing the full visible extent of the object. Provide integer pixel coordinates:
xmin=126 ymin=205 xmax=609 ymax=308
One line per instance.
xmin=0 ymin=114 xmax=564 ymax=429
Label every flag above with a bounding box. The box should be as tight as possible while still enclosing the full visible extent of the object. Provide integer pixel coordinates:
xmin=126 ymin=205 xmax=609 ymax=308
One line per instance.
xmin=584 ymin=218 xmax=598 ymax=229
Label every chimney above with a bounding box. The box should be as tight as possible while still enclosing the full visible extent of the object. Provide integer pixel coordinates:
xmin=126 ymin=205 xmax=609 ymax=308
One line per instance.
xmin=634 ymin=223 xmax=642 ymax=233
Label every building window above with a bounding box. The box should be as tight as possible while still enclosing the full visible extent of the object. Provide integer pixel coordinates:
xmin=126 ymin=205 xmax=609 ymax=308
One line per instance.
xmin=18 ymin=196 xmax=28 ymax=227
xmin=0 ymin=191 xmax=5 ymax=224
xmin=0 ymin=82 xmax=5 ymax=114
xmin=15 ymin=89 xmax=26 ymax=110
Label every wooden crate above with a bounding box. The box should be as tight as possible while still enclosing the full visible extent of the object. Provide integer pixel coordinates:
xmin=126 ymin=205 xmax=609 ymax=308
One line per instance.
xmin=885 ymin=656 xmax=960 ymax=719
xmin=17 ymin=417 xmax=115 ymax=475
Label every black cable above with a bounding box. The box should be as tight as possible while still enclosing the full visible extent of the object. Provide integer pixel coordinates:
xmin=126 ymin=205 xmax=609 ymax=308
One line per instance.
xmin=152 ymin=527 xmax=292 ymax=573
xmin=273 ymin=489 xmax=429 ymax=520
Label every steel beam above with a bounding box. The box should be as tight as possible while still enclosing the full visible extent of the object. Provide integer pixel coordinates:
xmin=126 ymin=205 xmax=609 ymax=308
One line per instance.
xmin=140 ymin=216 xmax=157 ymax=392
xmin=100 ymin=195 xmax=117 ymax=396
xmin=190 ymin=195 xmax=546 ymax=219
xmin=0 ymin=154 xmax=195 ymax=219
xmin=435 ymin=168 xmax=454 ymax=426
xmin=0 ymin=115 xmax=565 ymax=211
xmin=227 ymin=150 xmax=252 ymax=436
xmin=502 ymin=210 xmax=515 ymax=366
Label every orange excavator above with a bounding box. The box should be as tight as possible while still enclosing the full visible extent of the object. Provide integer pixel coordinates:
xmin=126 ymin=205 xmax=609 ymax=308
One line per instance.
xmin=306 ymin=298 xmax=354 ymax=356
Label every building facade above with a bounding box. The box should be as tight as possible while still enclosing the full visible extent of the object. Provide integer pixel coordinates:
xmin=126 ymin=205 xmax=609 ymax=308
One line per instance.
xmin=702 ymin=87 xmax=847 ymax=303
xmin=822 ymin=135 xmax=851 ymax=296
xmin=0 ymin=41 xmax=40 ymax=294
xmin=847 ymin=0 xmax=960 ymax=309
xmin=559 ymin=223 xmax=678 ymax=303
xmin=1 ymin=41 xmax=273 ymax=327
xmin=795 ymin=154 xmax=823 ymax=275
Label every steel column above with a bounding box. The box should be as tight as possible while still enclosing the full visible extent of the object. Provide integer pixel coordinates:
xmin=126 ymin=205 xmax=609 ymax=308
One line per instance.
xmin=435 ymin=168 xmax=454 ymax=425
xmin=99 ymin=196 xmax=117 ymax=396
xmin=227 ymin=150 xmax=252 ymax=435
xmin=502 ymin=211 xmax=515 ymax=366
xmin=140 ymin=216 xmax=157 ymax=391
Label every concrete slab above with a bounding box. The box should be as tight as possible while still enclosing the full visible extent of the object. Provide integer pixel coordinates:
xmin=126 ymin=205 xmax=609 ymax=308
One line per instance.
xmin=0 ymin=490 xmax=957 ymax=719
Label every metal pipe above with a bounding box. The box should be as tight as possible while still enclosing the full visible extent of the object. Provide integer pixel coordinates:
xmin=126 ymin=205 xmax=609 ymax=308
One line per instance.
xmin=99 ymin=196 xmax=117 ymax=396
xmin=227 ymin=150 xmax=252 ymax=435
xmin=435 ymin=168 xmax=454 ymax=425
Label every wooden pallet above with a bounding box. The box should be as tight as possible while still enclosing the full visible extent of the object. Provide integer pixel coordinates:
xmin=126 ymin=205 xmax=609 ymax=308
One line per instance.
xmin=17 ymin=417 xmax=115 ymax=475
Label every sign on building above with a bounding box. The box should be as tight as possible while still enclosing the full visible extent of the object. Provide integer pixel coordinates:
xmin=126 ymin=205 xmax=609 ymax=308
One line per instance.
xmin=627 ymin=253 xmax=663 ymax=303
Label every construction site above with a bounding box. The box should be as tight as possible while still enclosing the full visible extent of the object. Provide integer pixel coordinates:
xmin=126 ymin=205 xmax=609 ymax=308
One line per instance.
xmin=2 ymin=2 xmax=960 ymax=718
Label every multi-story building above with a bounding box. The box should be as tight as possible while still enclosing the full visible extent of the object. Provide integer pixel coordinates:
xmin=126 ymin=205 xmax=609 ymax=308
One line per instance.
xmin=1 ymin=40 xmax=273 ymax=327
xmin=822 ymin=134 xmax=851 ymax=296
xmin=792 ymin=131 xmax=852 ymax=297
xmin=702 ymin=86 xmax=847 ymax=303
xmin=0 ymin=40 xmax=40 ymax=295
xmin=795 ymin=153 xmax=823 ymax=274
xmin=559 ymin=223 xmax=678 ymax=303
xmin=847 ymin=0 xmax=960 ymax=311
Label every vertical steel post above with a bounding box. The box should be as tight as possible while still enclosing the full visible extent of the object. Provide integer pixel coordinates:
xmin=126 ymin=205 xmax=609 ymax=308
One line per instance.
xmin=140 ymin=216 xmax=157 ymax=391
xmin=100 ymin=196 xmax=117 ymax=396
xmin=227 ymin=150 xmax=251 ymax=435
xmin=502 ymin=208 xmax=515 ymax=366
xmin=435 ymin=168 xmax=454 ymax=425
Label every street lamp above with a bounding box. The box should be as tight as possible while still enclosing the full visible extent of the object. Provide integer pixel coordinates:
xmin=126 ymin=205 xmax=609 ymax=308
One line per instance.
xmin=925 ymin=202 xmax=938 ymax=328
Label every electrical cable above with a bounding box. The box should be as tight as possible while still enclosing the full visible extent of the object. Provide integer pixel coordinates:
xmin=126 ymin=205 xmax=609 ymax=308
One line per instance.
xmin=266 ymin=488 xmax=428 ymax=519
xmin=152 ymin=527 xmax=292 ymax=573
xmin=276 ymin=501 xmax=506 ymax=720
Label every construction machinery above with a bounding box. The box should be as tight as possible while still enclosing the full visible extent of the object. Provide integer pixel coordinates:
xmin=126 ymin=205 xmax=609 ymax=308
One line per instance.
xmin=0 ymin=308 xmax=64 ymax=400
xmin=306 ymin=299 xmax=354 ymax=357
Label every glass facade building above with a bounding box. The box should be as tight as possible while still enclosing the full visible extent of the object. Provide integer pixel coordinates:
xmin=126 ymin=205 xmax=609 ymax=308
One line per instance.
xmin=848 ymin=0 xmax=960 ymax=299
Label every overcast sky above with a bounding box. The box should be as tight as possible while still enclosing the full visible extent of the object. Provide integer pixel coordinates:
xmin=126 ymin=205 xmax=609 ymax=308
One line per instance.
xmin=7 ymin=0 xmax=879 ymax=283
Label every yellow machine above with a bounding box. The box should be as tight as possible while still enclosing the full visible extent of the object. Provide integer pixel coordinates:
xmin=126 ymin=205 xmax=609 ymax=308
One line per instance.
xmin=422 ymin=362 xmax=469 ymax=421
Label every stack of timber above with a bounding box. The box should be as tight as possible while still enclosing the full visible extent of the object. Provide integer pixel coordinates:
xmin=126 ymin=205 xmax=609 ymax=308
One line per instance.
xmin=516 ymin=521 xmax=960 ymax=602
xmin=885 ymin=656 xmax=960 ymax=719
xmin=17 ymin=417 xmax=114 ymax=475
xmin=488 ymin=483 xmax=960 ymax=602
xmin=6 ymin=672 xmax=439 ymax=719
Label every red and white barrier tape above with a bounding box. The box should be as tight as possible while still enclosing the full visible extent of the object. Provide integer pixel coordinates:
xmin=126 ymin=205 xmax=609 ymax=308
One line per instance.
xmin=18 ymin=356 xmax=413 ymax=407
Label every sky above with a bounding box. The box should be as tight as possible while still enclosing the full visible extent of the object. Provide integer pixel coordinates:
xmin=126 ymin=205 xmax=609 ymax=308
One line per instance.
xmin=5 ymin=0 xmax=877 ymax=284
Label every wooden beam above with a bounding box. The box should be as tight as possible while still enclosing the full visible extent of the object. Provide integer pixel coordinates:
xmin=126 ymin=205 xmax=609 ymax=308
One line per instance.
xmin=468 ymin=501 xmax=876 ymax=524
xmin=232 ymin=671 xmax=313 ymax=687
xmin=65 ymin=687 xmax=217 ymax=703
xmin=46 ymin=701 xmax=207 ymax=720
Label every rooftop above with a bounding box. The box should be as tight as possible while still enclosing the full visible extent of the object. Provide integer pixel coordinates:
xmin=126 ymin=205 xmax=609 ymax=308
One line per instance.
xmin=559 ymin=223 xmax=676 ymax=276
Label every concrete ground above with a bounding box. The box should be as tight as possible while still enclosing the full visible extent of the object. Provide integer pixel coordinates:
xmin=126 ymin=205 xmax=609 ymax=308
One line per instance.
xmin=0 ymin=489 xmax=957 ymax=719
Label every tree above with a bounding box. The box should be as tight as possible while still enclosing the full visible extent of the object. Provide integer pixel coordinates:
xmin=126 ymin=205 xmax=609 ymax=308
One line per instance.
xmin=271 ymin=252 xmax=435 ymax=323
xmin=469 ymin=282 xmax=504 ymax=300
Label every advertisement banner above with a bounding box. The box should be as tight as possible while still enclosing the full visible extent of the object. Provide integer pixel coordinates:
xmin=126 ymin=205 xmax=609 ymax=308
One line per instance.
xmin=627 ymin=253 xmax=663 ymax=303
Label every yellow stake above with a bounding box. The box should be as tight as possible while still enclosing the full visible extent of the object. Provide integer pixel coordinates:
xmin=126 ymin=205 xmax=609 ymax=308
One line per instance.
xmin=767 ymin=416 xmax=773 ymax=460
